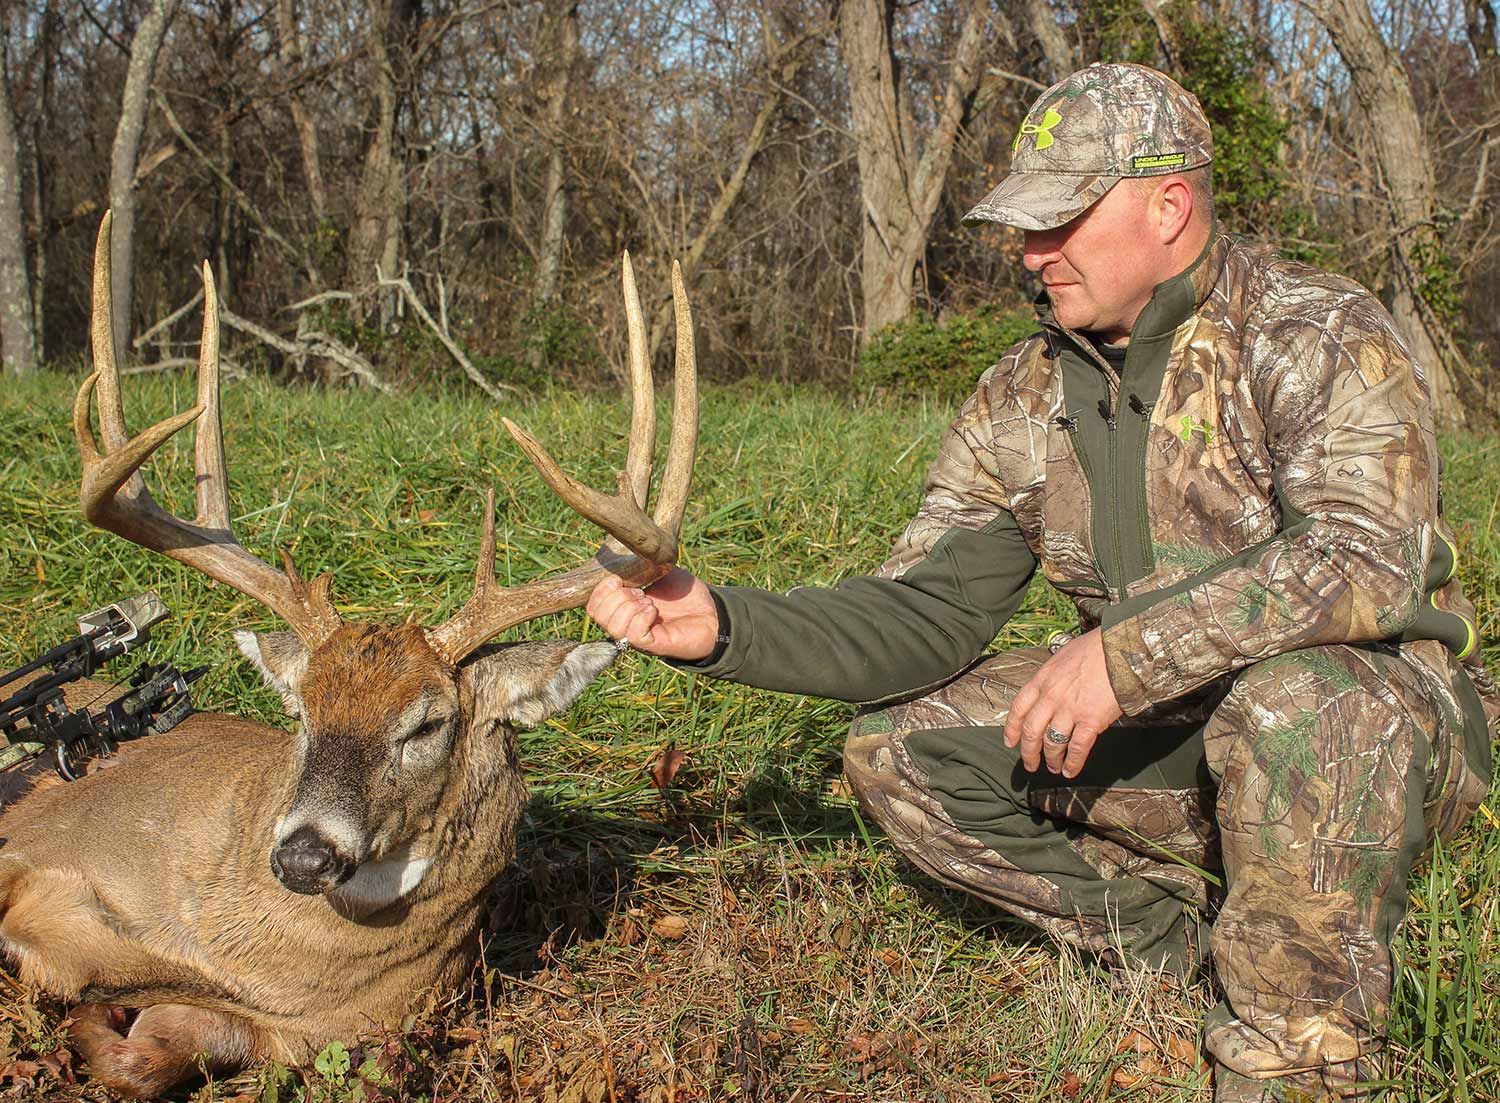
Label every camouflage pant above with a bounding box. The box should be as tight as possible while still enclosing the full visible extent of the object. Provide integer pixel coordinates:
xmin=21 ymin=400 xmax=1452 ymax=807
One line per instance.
xmin=842 ymin=644 xmax=1488 ymax=1101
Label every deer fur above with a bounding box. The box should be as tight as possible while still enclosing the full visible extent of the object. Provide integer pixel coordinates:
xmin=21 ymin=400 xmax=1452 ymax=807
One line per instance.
xmin=0 ymin=628 xmax=618 ymax=1097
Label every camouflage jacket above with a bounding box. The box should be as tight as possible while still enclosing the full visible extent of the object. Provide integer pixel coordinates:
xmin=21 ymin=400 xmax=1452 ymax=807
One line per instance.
xmin=694 ymin=230 xmax=1499 ymax=758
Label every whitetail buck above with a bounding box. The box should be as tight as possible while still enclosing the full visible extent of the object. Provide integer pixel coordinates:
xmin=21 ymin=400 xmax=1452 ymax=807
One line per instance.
xmin=0 ymin=213 xmax=698 ymax=1098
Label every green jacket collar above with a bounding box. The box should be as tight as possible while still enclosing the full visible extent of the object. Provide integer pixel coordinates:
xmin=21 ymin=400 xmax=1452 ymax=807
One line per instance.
xmin=1034 ymin=226 xmax=1230 ymax=365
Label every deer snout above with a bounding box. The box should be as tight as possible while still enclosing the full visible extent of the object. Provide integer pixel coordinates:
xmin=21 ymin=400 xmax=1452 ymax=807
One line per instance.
xmin=270 ymin=825 xmax=355 ymax=894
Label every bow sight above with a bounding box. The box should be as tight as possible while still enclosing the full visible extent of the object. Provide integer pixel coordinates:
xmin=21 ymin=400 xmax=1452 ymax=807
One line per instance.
xmin=0 ymin=593 xmax=206 ymax=781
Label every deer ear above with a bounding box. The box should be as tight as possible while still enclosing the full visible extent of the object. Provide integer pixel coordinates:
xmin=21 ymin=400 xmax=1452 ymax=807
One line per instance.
xmin=461 ymin=640 xmax=619 ymax=729
xmin=234 ymin=629 xmax=311 ymax=702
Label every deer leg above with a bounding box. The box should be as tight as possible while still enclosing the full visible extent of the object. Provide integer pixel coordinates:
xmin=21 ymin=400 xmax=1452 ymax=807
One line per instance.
xmin=71 ymin=1001 xmax=261 ymax=1100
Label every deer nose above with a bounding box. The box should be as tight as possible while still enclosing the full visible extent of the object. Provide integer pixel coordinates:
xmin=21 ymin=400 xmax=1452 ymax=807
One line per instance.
xmin=270 ymin=825 xmax=354 ymax=894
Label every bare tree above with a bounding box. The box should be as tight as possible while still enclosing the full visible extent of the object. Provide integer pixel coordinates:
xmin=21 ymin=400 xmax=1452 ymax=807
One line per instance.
xmin=839 ymin=0 xmax=988 ymax=340
xmin=527 ymin=0 xmax=580 ymax=371
xmin=0 ymin=21 xmax=35 ymax=375
xmin=109 ymin=0 xmax=176 ymax=365
xmin=348 ymin=0 xmax=420 ymax=321
xmin=1306 ymin=0 xmax=1468 ymax=424
xmin=276 ymin=0 xmax=327 ymax=221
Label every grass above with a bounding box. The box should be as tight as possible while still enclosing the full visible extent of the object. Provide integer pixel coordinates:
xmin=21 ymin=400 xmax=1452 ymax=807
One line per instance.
xmin=0 ymin=370 xmax=1496 ymax=1101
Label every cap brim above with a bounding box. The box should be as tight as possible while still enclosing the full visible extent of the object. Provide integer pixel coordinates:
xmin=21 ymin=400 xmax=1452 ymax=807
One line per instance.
xmin=961 ymin=173 xmax=1119 ymax=231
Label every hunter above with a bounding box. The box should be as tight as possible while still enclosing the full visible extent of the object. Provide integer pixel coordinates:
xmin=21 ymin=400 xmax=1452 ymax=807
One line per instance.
xmin=587 ymin=62 xmax=1499 ymax=1101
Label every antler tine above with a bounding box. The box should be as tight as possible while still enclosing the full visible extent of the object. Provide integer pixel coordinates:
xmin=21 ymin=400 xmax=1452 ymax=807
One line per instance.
xmin=499 ymin=416 xmax=676 ymax=563
xmin=194 ymin=261 xmax=232 ymax=531
xmin=425 ymin=253 xmax=701 ymax=665
xmin=90 ymin=213 xmax=139 ymax=495
xmin=620 ymin=251 xmax=655 ymax=510
xmin=651 ymin=260 xmax=697 ymax=536
xmin=74 ymin=212 xmax=342 ymax=651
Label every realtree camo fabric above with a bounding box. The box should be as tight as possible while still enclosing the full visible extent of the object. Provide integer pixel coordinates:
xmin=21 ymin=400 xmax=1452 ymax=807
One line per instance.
xmin=963 ymin=62 xmax=1214 ymax=230
xmin=844 ymin=643 xmax=1481 ymax=1099
xmin=874 ymin=230 xmax=1500 ymax=750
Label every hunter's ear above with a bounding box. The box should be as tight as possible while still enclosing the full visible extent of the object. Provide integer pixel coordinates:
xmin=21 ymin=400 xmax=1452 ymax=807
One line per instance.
xmin=460 ymin=640 xmax=618 ymax=729
xmin=234 ymin=629 xmax=311 ymax=702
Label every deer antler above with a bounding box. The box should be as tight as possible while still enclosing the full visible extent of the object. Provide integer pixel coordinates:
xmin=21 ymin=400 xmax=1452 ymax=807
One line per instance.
xmin=425 ymin=254 xmax=698 ymax=665
xmin=74 ymin=212 xmax=343 ymax=650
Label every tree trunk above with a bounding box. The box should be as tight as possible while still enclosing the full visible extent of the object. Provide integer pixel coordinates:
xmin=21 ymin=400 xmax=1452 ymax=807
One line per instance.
xmin=109 ymin=0 xmax=174 ymax=366
xmin=275 ymin=0 xmax=326 ymax=221
xmin=1308 ymin=0 xmax=1466 ymax=425
xmin=839 ymin=0 xmax=987 ymax=341
xmin=529 ymin=0 xmax=579 ymax=372
xmin=348 ymin=0 xmax=417 ymax=324
xmin=0 ymin=38 xmax=35 ymax=376
xmin=1025 ymin=0 xmax=1074 ymax=81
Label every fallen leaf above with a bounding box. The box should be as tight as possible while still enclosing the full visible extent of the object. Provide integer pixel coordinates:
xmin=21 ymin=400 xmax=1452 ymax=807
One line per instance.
xmin=1137 ymin=1054 xmax=1168 ymax=1077
xmin=826 ymin=776 xmax=852 ymax=799
xmin=652 ymin=914 xmax=689 ymax=940
xmin=1060 ymin=1070 xmax=1081 ymax=1097
xmin=1116 ymin=1028 xmax=1154 ymax=1055
xmin=1111 ymin=1066 xmax=1144 ymax=1088
xmin=417 ymin=509 xmax=435 ymax=523
xmin=1165 ymin=1034 xmax=1197 ymax=1067
xmin=828 ymin=919 xmax=856 ymax=951
xmin=878 ymin=946 xmax=903 ymax=969
xmin=649 ymin=746 xmax=688 ymax=790
xmin=783 ymin=1018 xmax=815 ymax=1035
xmin=617 ymin=915 xmax=642 ymax=946
xmin=0 ymin=1059 xmax=40 ymax=1085
xmin=39 ymin=1048 xmax=74 ymax=1085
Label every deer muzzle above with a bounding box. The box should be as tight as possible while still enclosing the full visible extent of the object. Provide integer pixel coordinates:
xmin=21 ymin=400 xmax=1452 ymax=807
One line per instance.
xmin=270 ymin=824 xmax=356 ymax=895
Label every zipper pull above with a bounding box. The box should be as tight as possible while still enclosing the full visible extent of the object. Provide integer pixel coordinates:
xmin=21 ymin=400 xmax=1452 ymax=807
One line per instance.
xmin=1096 ymin=399 xmax=1117 ymax=431
xmin=1054 ymin=414 xmax=1078 ymax=432
xmin=1128 ymin=393 xmax=1155 ymax=418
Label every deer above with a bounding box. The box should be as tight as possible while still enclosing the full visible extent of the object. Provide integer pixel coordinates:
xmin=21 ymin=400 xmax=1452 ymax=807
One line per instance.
xmin=0 ymin=212 xmax=699 ymax=1099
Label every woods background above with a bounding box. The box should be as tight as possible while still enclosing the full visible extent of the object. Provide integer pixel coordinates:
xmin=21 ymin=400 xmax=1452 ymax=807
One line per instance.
xmin=0 ymin=0 xmax=1497 ymax=426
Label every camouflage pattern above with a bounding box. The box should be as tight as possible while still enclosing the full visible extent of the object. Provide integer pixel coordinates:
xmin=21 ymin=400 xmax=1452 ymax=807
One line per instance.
xmin=826 ymin=231 xmax=1497 ymax=1099
xmin=876 ymin=229 xmax=1499 ymax=760
xmin=964 ymin=62 xmax=1215 ymax=230
xmin=843 ymin=641 xmax=1482 ymax=1100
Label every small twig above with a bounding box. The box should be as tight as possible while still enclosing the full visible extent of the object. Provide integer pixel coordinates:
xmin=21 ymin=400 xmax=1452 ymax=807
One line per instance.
xmin=300 ymin=330 xmax=396 ymax=393
xmin=132 ymin=288 xmax=204 ymax=349
xmin=376 ymin=268 xmax=521 ymax=399
xmin=284 ymin=289 xmax=355 ymax=312
xmin=155 ymin=89 xmax=323 ymax=286
xmin=220 ymin=303 xmax=393 ymax=393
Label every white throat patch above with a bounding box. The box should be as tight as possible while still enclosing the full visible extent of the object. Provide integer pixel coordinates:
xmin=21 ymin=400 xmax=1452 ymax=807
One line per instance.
xmin=328 ymin=849 xmax=434 ymax=917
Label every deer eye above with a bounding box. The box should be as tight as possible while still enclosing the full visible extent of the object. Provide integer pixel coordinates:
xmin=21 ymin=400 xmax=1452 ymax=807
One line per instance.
xmin=396 ymin=719 xmax=447 ymax=765
xmin=408 ymin=719 xmax=446 ymax=743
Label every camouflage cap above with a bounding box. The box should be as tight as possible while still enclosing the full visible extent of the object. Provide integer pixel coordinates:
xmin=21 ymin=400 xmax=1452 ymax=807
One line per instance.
xmin=963 ymin=63 xmax=1213 ymax=231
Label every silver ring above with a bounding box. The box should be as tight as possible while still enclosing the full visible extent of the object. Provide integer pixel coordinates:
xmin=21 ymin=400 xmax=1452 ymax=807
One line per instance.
xmin=613 ymin=637 xmax=633 ymax=652
xmin=1044 ymin=726 xmax=1071 ymax=746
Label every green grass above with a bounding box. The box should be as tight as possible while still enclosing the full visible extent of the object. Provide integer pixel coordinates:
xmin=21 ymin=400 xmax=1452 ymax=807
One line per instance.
xmin=0 ymin=370 xmax=1496 ymax=1101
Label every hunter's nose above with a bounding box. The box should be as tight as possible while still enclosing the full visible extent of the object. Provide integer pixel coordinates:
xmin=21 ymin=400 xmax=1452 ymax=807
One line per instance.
xmin=270 ymin=825 xmax=353 ymax=894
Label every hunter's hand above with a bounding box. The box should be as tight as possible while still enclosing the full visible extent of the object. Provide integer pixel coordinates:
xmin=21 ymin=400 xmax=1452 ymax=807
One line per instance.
xmin=1004 ymin=628 xmax=1123 ymax=778
xmin=586 ymin=569 xmax=720 ymax=660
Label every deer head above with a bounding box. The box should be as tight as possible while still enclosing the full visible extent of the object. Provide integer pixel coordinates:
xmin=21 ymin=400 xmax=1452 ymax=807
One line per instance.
xmin=75 ymin=213 xmax=697 ymax=900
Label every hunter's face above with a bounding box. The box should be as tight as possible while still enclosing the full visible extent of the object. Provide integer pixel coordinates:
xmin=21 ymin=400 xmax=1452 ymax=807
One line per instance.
xmin=1022 ymin=181 xmax=1166 ymax=344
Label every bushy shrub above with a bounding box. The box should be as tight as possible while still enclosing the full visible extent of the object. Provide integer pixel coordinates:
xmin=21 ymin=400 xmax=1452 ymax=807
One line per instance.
xmin=856 ymin=306 xmax=1037 ymax=405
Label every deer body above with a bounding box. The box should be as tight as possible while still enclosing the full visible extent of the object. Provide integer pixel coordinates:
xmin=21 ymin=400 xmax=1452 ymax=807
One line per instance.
xmin=0 ymin=628 xmax=612 ymax=1082
xmin=0 ymin=214 xmax=699 ymax=1097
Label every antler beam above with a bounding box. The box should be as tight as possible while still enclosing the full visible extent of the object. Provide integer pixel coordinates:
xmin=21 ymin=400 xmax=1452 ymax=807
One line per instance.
xmin=425 ymin=257 xmax=698 ymax=665
xmin=74 ymin=212 xmax=342 ymax=650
